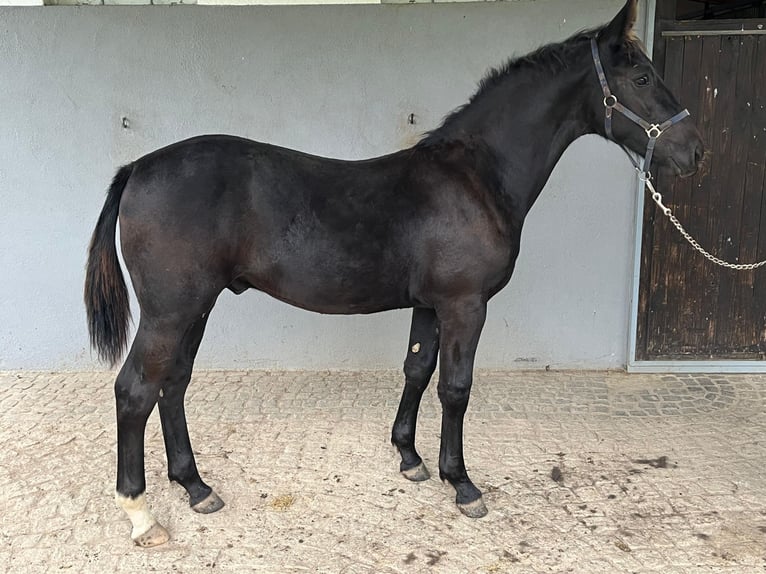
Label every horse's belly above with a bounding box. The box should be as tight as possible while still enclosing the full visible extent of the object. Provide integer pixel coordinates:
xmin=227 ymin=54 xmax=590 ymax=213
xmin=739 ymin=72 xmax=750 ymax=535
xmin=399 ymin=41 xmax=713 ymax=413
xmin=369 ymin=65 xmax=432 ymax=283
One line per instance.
xmin=243 ymin=258 xmax=411 ymax=315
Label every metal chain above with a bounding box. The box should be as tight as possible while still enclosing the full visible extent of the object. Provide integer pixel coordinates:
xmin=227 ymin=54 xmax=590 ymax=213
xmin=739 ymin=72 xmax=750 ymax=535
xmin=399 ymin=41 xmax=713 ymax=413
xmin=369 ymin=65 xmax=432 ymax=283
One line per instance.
xmin=646 ymin=179 xmax=766 ymax=271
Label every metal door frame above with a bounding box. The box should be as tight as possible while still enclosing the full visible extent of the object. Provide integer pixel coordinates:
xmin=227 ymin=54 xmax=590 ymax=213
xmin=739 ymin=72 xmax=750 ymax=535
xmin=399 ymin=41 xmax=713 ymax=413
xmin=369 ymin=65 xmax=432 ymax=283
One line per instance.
xmin=627 ymin=0 xmax=766 ymax=372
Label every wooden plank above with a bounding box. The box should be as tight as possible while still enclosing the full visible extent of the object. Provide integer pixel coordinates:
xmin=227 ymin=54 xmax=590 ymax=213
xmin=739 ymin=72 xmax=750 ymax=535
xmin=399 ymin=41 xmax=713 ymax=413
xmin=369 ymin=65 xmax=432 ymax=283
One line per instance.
xmin=751 ymin=35 xmax=766 ymax=354
xmin=646 ymin=35 xmax=688 ymax=356
xmin=673 ymin=35 xmax=711 ymax=354
xmin=726 ymin=34 xmax=761 ymax=354
xmin=664 ymin=19 xmax=766 ymax=33
xmin=685 ymin=37 xmax=720 ymax=354
xmin=663 ymin=30 xmax=766 ymax=36
xmin=694 ymin=34 xmax=725 ymax=355
xmin=661 ymin=38 xmax=701 ymax=353
xmin=712 ymin=34 xmax=746 ymax=352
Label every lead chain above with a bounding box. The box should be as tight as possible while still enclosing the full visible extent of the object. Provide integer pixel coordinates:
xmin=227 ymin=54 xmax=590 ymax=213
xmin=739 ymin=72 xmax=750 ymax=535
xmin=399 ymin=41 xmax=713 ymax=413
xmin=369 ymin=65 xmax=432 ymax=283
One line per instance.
xmin=646 ymin=179 xmax=766 ymax=271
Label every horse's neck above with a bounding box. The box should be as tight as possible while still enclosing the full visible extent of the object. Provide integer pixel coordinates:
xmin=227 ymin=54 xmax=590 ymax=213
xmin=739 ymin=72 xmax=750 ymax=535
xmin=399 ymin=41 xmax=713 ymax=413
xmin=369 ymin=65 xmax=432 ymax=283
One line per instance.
xmin=444 ymin=62 xmax=594 ymax=215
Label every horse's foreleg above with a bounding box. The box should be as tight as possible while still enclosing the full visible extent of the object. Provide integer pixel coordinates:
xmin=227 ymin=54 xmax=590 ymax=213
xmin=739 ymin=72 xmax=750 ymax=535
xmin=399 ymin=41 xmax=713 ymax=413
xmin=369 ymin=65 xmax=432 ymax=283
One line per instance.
xmin=435 ymin=298 xmax=487 ymax=518
xmin=158 ymin=315 xmax=224 ymax=514
xmin=391 ymin=307 xmax=439 ymax=482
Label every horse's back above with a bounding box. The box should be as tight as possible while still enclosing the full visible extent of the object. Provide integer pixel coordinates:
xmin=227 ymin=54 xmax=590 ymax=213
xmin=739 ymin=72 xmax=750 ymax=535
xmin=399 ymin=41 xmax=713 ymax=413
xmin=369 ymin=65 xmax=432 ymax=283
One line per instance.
xmin=117 ymin=135 xmax=425 ymax=313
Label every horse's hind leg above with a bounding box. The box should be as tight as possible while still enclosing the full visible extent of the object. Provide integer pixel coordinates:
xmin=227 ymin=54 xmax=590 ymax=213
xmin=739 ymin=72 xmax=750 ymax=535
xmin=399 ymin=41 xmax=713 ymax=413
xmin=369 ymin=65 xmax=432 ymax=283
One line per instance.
xmin=157 ymin=314 xmax=224 ymax=514
xmin=115 ymin=309 xmax=215 ymax=547
xmin=391 ymin=307 xmax=439 ymax=482
xmin=114 ymin=320 xmax=170 ymax=547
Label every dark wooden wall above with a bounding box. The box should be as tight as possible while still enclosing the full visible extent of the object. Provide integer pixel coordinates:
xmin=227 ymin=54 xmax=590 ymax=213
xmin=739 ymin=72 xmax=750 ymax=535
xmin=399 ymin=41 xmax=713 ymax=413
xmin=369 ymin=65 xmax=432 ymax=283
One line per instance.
xmin=637 ymin=24 xmax=766 ymax=360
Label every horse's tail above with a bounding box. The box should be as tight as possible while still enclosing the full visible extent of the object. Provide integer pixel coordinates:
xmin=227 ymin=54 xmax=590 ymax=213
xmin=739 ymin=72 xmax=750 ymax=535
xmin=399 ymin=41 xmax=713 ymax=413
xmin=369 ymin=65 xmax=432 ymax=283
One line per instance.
xmin=84 ymin=164 xmax=134 ymax=366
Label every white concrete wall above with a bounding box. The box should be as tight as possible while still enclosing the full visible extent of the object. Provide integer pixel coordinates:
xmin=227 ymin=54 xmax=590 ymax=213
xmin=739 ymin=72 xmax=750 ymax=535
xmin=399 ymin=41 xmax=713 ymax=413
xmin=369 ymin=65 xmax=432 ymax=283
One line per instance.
xmin=0 ymin=1 xmax=642 ymax=371
xmin=200 ymin=0 xmax=379 ymax=5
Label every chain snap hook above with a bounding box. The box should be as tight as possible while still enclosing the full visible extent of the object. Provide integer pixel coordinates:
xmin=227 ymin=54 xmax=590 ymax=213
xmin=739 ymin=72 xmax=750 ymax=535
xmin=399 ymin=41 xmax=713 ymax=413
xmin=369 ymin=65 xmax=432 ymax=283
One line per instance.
xmin=650 ymin=190 xmax=671 ymax=216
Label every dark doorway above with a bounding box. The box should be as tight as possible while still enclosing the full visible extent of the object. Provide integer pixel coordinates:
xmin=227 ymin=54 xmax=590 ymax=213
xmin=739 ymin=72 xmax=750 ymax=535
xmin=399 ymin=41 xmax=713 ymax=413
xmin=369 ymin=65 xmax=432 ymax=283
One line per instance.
xmin=635 ymin=0 xmax=766 ymax=361
xmin=676 ymin=0 xmax=766 ymax=20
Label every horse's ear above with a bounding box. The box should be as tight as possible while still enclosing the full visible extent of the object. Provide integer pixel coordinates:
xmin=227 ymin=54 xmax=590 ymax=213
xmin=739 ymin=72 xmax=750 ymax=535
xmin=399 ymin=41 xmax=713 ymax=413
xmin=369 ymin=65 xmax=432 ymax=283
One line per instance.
xmin=602 ymin=0 xmax=638 ymax=44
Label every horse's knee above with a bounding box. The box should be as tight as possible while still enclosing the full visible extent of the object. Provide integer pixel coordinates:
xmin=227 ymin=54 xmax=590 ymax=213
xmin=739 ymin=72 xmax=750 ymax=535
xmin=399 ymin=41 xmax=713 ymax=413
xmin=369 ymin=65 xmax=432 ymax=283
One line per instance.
xmin=403 ymin=351 xmax=437 ymax=385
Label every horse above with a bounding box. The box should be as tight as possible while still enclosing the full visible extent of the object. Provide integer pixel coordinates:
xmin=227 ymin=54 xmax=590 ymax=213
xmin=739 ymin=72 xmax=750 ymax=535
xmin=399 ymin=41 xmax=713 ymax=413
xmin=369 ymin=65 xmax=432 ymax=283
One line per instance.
xmin=85 ymin=0 xmax=704 ymax=547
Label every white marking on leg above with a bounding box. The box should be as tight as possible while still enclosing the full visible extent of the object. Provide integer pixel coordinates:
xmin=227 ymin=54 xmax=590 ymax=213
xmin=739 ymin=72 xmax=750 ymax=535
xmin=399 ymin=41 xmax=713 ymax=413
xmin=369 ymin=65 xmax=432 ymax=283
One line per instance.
xmin=116 ymin=492 xmax=157 ymax=540
xmin=411 ymin=342 xmax=421 ymax=353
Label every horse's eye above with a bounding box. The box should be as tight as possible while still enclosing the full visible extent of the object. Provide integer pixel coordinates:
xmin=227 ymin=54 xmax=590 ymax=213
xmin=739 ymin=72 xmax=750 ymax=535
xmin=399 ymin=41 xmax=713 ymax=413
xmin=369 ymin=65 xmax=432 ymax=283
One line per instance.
xmin=635 ymin=75 xmax=650 ymax=87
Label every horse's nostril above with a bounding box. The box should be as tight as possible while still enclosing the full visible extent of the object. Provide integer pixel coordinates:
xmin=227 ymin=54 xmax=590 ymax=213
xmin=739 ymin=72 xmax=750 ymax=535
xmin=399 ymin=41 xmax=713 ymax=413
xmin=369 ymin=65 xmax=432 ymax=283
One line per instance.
xmin=694 ymin=142 xmax=704 ymax=165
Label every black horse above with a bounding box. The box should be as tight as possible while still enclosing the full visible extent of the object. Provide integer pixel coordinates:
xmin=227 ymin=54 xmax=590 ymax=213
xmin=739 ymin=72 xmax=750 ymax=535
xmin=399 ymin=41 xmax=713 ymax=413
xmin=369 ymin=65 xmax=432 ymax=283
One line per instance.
xmin=85 ymin=0 xmax=703 ymax=547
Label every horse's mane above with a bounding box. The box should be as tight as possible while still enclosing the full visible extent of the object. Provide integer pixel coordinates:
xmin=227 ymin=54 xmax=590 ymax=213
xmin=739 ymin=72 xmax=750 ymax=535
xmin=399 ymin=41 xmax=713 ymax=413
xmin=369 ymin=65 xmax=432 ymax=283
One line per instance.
xmin=477 ymin=27 xmax=601 ymax=94
xmin=419 ymin=24 xmax=645 ymax=145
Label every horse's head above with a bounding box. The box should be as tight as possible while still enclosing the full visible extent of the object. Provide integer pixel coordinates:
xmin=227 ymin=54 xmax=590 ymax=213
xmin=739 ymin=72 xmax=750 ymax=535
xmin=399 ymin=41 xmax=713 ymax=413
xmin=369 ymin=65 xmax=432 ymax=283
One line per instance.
xmin=591 ymin=0 xmax=704 ymax=177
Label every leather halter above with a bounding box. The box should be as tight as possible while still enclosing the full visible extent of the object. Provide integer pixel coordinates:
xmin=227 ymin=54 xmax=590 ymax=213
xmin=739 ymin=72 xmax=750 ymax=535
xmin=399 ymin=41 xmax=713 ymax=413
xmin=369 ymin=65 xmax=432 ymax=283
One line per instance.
xmin=590 ymin=37 xmax=690 ymax=181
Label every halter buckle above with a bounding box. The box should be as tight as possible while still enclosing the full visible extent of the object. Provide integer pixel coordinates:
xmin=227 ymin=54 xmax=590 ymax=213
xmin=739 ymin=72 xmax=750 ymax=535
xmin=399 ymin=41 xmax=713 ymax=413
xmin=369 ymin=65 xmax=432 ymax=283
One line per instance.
xmin=604 ymin=94 xmax=618 ymax=108
xmin=638 ymin=170 xmax=652 ymax=182
xmin=646 ymin=124 xmax=662 ymax=139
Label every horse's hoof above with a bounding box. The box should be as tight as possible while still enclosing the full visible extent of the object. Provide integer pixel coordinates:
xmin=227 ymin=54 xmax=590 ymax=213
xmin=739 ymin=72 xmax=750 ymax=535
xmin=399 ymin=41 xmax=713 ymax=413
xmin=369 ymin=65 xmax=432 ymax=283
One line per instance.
xmin=401 ymin=462 xmax=431 ymax=482
xmin=133 ymin=523 xmax=170 ymax=547
xmin=457 ymin=497 xmax=488 ymax=518
xmin=192 ymin=491 xmax=225 ymax=514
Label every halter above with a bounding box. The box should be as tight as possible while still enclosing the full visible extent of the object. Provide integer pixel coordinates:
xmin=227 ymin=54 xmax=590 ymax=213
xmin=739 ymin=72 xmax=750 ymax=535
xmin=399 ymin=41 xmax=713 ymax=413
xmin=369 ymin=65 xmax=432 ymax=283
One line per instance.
xmin=590 ymin=39 xmax=766 ymax=270
xmin=590 ymin=37 xmax=690 ymax=181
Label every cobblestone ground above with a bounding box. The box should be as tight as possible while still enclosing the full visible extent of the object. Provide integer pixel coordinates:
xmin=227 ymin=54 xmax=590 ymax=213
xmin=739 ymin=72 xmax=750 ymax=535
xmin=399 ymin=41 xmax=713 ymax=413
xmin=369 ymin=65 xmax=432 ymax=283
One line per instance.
xmin=1 ymin=370 xmax=766 ymax=573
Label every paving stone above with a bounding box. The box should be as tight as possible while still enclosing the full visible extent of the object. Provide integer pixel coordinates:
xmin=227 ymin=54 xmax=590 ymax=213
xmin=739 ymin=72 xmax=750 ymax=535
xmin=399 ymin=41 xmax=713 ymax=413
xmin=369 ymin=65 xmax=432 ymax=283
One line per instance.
xmin=1 ymin=369 xmax=766 ymax=572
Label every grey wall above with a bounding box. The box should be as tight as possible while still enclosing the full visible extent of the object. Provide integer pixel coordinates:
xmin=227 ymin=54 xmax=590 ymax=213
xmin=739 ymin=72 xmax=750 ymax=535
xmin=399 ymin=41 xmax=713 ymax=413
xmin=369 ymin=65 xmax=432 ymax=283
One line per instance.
xmin=0 ymin=0 xmax=641 ymax=371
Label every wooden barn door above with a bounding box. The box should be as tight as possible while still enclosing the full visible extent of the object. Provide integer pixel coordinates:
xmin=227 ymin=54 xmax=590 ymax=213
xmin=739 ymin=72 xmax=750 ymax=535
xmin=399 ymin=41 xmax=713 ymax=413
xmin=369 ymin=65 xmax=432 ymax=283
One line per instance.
xmin=635 ymin=20 xmax=766 ymax=361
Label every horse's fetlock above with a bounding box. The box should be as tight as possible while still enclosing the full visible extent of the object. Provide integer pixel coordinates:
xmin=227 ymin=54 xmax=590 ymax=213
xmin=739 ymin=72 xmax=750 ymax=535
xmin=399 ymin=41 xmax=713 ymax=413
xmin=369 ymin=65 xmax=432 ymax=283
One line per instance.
xmin=116 ymin=492 xmax=160 ymax=540
xmin=391 ymin=425 xmax=412 ymax=449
